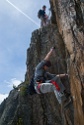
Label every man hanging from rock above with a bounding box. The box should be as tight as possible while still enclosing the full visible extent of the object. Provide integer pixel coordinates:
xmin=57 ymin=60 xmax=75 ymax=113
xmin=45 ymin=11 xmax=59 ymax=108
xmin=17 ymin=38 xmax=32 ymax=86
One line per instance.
xmin=34 ymin=47 xmax=71 ymax=106
xmin=38 ymin=5 xmax=49 ymax=27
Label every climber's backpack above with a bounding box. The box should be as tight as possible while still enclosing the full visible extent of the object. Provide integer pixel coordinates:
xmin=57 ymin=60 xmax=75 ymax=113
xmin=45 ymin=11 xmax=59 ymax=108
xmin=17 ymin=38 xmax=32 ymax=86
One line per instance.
xmin=37 ymin=9 xmax=44 ymax=18
xmin=28 ymin=76 xmax=37 ymax=95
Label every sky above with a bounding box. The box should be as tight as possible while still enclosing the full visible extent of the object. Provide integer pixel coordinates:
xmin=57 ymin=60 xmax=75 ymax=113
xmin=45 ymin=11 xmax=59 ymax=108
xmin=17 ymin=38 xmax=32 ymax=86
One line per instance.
xmin=0 ymin=0 xmax=50 ymax=104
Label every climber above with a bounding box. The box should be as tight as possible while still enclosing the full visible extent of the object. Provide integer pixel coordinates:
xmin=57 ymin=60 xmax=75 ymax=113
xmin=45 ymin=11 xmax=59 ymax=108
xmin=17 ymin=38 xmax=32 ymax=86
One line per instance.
xmin=34 ymin=47 xmax=71 ymax=105
xmin=37 ymin=5 xmax=49 ymax=27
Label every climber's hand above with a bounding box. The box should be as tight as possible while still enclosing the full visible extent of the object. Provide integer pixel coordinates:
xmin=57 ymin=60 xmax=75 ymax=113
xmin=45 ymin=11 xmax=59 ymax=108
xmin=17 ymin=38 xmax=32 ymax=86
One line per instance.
xmin=51 ymin=46 xmax=55 ymax=50
xmin=53 ymin=46 xmax=56 ymax=49
xmin=50 ymin=47 xmax=55 ymax=53
xmin=64 ymin=74 xmax=70 ymax=79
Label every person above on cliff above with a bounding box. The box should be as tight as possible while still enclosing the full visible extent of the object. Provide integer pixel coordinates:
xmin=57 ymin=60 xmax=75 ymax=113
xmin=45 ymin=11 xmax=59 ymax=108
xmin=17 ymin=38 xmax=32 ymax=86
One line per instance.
xmin=34 ymin=47 xmax=71 ymax=105
xmin=37 ymin=5 xmax=49 ymax=27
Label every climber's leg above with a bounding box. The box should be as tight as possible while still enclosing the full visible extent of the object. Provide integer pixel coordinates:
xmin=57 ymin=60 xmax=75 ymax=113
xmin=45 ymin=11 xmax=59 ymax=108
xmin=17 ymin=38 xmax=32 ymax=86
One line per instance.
xmin=34 ymin=82 xmax=65 ymax=104
xmin=40 ymin=17 xmax=44 ymax=27
xmin=40 ymin=17 xmax=46 ymax=27
xmin=51 ymin=76 xmax=65 ymax=93
xmin=36 ymin=83 xmax=53 ymax=93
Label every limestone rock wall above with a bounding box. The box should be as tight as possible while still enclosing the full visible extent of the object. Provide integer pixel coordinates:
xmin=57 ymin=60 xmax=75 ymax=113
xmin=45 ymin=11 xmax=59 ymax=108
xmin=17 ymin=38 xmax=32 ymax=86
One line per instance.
xmin=50 ymin=0 xmax=84 ymax=125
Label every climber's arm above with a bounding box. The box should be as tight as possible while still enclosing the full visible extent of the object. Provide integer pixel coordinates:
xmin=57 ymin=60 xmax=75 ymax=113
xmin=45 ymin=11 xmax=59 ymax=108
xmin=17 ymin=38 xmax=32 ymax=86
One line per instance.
xmin=44 ymin=47 xmax=55 ymax=61
xmin=57 ymin=74 xmax=68 ymax=78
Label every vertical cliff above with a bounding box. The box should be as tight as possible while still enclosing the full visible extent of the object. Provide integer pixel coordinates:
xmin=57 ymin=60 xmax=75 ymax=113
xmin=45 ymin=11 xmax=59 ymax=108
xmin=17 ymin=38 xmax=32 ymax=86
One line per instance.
xmin=0 ymin=0 xmax=84 ymax=125
xmin=25 ymin=24 xmax=74 ymax=125
xmin=50 ymin=0 xmax=84 ymax=125
xmin=0 ymin=25 xmax=74 ymax=125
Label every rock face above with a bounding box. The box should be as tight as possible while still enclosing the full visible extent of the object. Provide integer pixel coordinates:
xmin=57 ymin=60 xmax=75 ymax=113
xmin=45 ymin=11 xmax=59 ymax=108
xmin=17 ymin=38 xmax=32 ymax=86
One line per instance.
xmin=0 ymin=25 xmax=74 ymax=125
xmin=0 ymin=0 xmax=84 ymax=125
xmin=50 ymin=0 xmax=84 ymax=125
